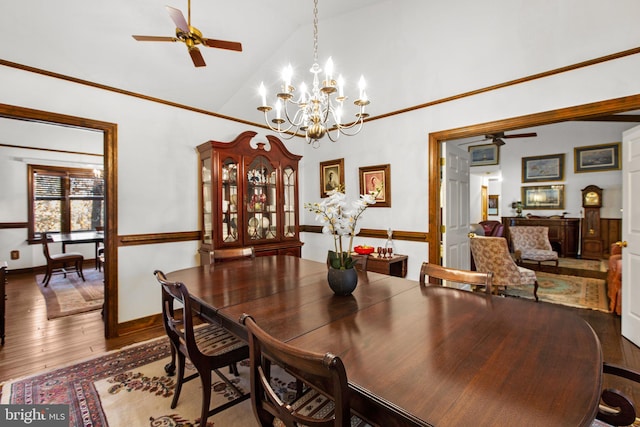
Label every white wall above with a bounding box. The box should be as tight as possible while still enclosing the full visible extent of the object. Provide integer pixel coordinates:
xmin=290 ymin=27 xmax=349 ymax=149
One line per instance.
xmin=2 ymin=0 xmax=640 ymax=324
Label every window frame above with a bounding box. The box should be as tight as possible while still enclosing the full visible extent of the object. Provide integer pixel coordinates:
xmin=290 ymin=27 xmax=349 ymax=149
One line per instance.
xmin=28 ymin=164 xmax=104 ymax=241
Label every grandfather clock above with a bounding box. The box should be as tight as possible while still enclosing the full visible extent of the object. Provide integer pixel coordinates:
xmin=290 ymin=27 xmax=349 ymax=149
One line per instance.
xmin=581 ymin=185 xmax=603 ymax=259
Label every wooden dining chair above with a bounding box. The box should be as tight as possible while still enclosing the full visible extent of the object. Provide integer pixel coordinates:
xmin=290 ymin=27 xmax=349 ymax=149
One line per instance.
xmin=239 ymin=314 xmax=372 ymax=427
xmin=153 ymin=270 xmax=250 ymax=426
xmin=40 ymin=233 xmax=85 ymax=286
xmin=211 ymin=246 xmax=255 ymax=262
xmin=595 ymin=362 xmax=640 ymax=426
xmin=419 ymin=262 xmax=493 ymax=294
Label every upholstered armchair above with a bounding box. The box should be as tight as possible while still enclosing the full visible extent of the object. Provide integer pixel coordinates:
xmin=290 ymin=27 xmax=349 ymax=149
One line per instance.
xmin=479 ymin=220 xmax=504 ymax=237
xmin=509 ymin=226 xmax=559 ymax=266
xmin=607 ymin=243 xmax=622 ymax=315
xmin=470 ymin=236 xmax=539 ymax=301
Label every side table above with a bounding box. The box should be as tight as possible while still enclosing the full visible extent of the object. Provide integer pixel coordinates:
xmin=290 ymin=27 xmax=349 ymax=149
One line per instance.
xmin=366 ymin=254 xmax=408 ymax=278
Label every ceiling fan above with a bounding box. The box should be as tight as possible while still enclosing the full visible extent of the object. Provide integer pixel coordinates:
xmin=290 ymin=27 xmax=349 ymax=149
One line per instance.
xmin=460 ymin=131 xmax=538 ymax=146
xmin=132 ymin=0 xmax=243 ymax=67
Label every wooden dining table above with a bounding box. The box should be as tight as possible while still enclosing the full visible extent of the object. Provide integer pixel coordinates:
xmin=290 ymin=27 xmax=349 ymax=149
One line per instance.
xmin=166 ymin=255 xmax=603 ymax=427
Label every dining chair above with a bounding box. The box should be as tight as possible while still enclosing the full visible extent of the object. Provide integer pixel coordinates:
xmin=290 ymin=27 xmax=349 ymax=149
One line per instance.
xmin=509 ymin=226 xmax=559 ymax=266
xmin=153 ymin=270 xmax=250 ymax=425
xmin=211 ymin=246 xmax=255 ymax=262
xmin=419 ymin=262 xmax=493 ymax=294
xmin=469 ymin=236 xmax=539 ymax=301
xmin=239 ymin=313 xmax=373 ymax=427
xmin=40 ymin=233 xmax=85 ymax=286
xmin=593 ymin=362 xmax=640 ymax=426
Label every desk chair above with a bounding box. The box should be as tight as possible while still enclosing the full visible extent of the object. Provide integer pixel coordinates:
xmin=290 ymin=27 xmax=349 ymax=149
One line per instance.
xmin=419 ymin=262 xmax=493 ymax=294
xmin=470 ymin=236 xmax=539 ymax=301
xmin=240 ymin=314 xmax=372 ymax=427
xmin=211 ymin=247 xmax=255 ymax=262
xmin=153 ymin=270 xmax=250 ymax=425
xmin=41 ymin=233 xmax=85 ymax=286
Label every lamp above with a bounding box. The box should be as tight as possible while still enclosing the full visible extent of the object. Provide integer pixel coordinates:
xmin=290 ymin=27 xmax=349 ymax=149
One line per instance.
xmin=257 ymin=0 xmax=370 ymax=147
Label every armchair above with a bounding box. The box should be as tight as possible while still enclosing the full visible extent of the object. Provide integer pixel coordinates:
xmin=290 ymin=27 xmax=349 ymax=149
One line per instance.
xmin=509 ymin=226 xmax=559 ymax=266
xmin=479 ymin=220 xmax=504 ymax=237
xmin=470 ymin=236 xmax=539 ymax=301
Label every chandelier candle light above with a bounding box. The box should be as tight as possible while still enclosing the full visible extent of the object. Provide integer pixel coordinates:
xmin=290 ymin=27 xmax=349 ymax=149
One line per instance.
xmin=257 ymin=0 xmax=370 ymax=147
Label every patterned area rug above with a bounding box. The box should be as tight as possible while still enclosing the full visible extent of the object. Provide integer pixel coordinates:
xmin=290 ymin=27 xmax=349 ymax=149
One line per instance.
xmin=35 ymin=269 xmax=104 ymax=319
xmin=503 ymin=271 xmax=611 ymax=312
xmin=0 ymin=336 xmax=294 ymax=426
xmin=521 ymin=257 xmax=607 ymax=272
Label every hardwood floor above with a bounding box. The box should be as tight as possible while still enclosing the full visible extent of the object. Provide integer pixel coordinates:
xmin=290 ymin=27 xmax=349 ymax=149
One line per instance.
xmin=1 ymin=268 xmax=639 ymax=405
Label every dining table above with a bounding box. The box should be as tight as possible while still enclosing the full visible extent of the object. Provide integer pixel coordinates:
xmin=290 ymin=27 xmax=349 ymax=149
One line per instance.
xmin=166 ymin=255 xmax=603 ymax=427
xmin=52 ymin=231 xmax=104 ymax=269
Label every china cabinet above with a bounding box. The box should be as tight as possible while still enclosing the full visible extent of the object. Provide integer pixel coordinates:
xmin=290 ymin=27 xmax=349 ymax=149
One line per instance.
xmin=197 ymin=131 xmax=302 ymax=264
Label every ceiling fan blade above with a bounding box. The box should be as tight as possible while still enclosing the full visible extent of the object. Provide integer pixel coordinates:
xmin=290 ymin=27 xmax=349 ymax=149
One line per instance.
xmin=189 ymin=47 xmax=206 ymax=67
xmin=503 ymin=132 xmax=538 ymax=139
xmin=203 ymin=38 xmax=243 ymax=52
xmin=132 ymin=35 xmax=177 ymax=42
xmin=166 ymin=6 xmax=190 ymax=33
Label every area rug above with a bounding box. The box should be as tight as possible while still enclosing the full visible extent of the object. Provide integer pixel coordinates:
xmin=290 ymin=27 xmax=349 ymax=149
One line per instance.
xmin=0 ymin=336 xmax=295 ymax=427
xmin=503 ymin=271 xmax=611 ymax=312
xmin=521 ymin=257 xmax=606 ymax=272
xmin=35 ymin=269 xmax=104 ymax=319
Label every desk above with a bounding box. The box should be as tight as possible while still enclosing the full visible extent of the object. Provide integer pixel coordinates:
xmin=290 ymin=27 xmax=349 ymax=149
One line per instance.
xmin=52 ymin=232 xmax=104 ymax=269
xmin=167 ymin=256 xmax=602 ymax=427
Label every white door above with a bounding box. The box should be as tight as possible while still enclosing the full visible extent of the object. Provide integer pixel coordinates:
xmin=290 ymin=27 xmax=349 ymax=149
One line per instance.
xmin=621 ymin=125 xmax=640 ymax=346
xmin=442 ymin=142 xmax=471 ymax=272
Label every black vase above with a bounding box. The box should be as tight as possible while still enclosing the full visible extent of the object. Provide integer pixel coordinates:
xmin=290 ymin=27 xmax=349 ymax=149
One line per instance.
xmin=327 ymin=267 xmax=358 ymax=296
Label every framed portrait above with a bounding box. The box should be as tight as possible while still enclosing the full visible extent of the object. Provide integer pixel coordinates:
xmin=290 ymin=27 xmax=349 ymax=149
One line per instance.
xmin=359 ymin=164 xmax=391 ymax=207
xmin=469 ymin=144 xmax=499 ymax=166
xmin=574 ymin=142 xmax=621 ymax=173
xmin=320 ymin=158 xmax=344 ymax=197
xmin=488 ymin=195 xmax=499 ymax=215
xmin=522 ymin=153 xmax=565 ymax=183
xmin=521 ymin=185 xmax=565 ymax=210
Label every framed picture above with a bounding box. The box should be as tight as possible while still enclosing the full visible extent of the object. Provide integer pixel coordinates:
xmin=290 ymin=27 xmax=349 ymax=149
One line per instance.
xmin=359 ymin=164 xmax=391 ymax=207
xmin=320 ymin=158 xmax=344 ymax=197
xmin=521 ymin=185 xmax=565 ymax=210
xmin=469 ymin=144 xmax=499 ymax=166
xmin=522 ymin=153 xmax=565 ymax=183
xmin=574 ymin=142 xmax=621 ymax=173
xmin=488 ymin=195 xmax=499 ymax=215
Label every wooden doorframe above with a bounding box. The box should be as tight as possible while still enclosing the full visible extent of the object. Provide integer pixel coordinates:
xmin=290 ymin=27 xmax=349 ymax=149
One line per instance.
xmin=427 ymin=94 xmax=640 ymax=267
xmin=0 ymin=103 xmax=118 ymax=338
xmin=481 ymin=186 xmax=488 ymax=221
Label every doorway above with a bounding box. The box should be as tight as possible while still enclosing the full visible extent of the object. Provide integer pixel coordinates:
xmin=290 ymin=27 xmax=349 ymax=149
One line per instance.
xmin=428 ymin=94 xmax=640 ymax=268
xmin=0 ymin=103 xmax=118 ymax=338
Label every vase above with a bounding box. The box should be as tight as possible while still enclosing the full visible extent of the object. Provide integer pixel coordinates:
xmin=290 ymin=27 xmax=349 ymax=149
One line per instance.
xmin=327 ymin=267 xmax=358 ymax=296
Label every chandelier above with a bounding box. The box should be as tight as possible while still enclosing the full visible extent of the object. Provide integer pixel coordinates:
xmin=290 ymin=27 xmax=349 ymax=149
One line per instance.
xmin=257 ymin=0 xmax=370 ymax=147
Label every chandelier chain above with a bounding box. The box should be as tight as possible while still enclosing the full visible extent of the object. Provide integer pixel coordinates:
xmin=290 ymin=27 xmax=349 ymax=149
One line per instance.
xmin=312 ymin=0 xmax=319 ymax=64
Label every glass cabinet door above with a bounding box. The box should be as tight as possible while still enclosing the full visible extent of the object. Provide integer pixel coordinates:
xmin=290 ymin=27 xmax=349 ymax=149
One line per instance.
xmin=202 ymin=158 xmax=213 ymax=245
xmin=221 ymin=158 xmax=239 ymax=243
xmin=245 ymin=155 xmax=277 ymax=242
xmin=283 ymin=166 xmax=296 ymax=238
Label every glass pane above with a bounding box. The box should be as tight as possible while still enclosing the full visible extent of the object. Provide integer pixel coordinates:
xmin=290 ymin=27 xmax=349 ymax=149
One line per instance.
xmin=35 ymin=200 xmax=61 ymax=233
xmin=70 ymin=176 xmax=104 ymax=197
xmin=222 ymin=158 xmax=239 ymax=243
xmin=284 ymin=167 xmax=296 ymax=237
xmin=71 ymin=200 xmax=101 ymax=231
xmin=35 ymin=174 xmax=62 ymax=198
xmin=247 ymin=155 xmax=277 ymax=240
xmin=202 ymin=161 xmax=213 ymax=244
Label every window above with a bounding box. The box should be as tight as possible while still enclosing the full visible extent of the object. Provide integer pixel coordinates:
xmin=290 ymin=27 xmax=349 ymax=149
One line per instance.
xmin=28 ymin=165 xmax=104 ymax=240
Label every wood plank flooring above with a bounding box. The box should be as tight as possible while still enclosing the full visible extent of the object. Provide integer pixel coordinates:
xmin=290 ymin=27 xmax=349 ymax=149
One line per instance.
xmin=1 ymin=268 xmax=639 ymax=406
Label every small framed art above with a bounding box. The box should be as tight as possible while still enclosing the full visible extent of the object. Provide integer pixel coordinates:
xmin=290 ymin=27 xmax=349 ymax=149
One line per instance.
xmin=320 ymin=158 xmax=344 ymax=197
xmin=522 ymin=153 xmax=565 ymax=183
xmin=574 ymin=142 xmax=621 ymax=173
xmin=521 ymin=185 xmax=565 ymax=210
xmin=359 ymin=164 xmax=391 ymax=207
xmin=469 ymin=144 xmax=499 ymax=166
